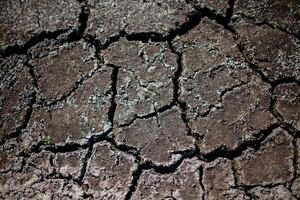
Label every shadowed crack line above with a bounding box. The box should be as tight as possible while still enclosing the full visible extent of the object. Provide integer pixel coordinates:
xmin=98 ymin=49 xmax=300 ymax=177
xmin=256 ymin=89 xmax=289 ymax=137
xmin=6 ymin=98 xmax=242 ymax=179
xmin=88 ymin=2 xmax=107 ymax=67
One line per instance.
xmin=198 ymin=166 xmax=205 ymax=200
xmin=66 ymin=0 xmax=90 ymax=42
xmin=199 ymin=123 xmax=280 ymax=162
xmin=76 ymin=145 xmax=93 ymax=183
xmin=124 ymin=165 xmax=142 ymax=200
xmin=185 ymin=0 xmax=236 ymax=33
xmin=231 ymin=162 xmax=239 ymax=187
xmin=0 ymin=29 xmax=70 ymax=58
xmin=84 ymin=9 xmax=202 ymax=51
xmin=126 ymin=11 xmax=203 ymax=43
xmin=168 ymin=41 xmax=182 ymax=104
xmin=107 ymin=64 xmax=119 ymax=128
xmin=85 ymin=30 xmax=127 ymax=52
xmin=226 ymin=0 xmax=237 ymax=23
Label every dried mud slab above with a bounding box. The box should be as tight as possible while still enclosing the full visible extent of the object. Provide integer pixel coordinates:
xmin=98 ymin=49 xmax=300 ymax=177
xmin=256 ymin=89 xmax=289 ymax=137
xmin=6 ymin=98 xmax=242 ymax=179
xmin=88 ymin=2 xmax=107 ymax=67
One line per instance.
xmin=132 ymin=158 xmax=203 ymax=199
xmin=232 ymin=19 xmax=300 ymax=81
xmin=274 ymin=83 xmax=300 ymax=131
xmin=194 ymin=78 xmax=274 ymax=154
xmin=173 ymin=18 xmax=275 ymax=154
xmin=26 ymin=64 xmax=112 ymax=144
xmin=83 ymin=142 xmax=137 ymax=199
xmin=235 ymin=0 xmax=300 ymax=36
xmin=1 ymin=0 xmax=299 ymax=199
xmin=173 ymin=18 xmax=250 ymax=115
xmin=0 ymin=0 xmax=81 ymax=48
xmin=0 ymin=55 xmax=34 ymax=141
xmin=102 ymin=39 xmax=177 ymax=125
xmin=86 ymin=0 xmax=194 ymax=43
xmin=202 ymin=158 xmax=249 ymax=200
xmin=0 ymin=151 xmax=62 ymax=199
xmin=249 ymin=185 xmax=296 ymax=200
xmin=113 ymin=108 xmax=194 ymax=165
xmin=0 ymin=139 xmax=23 ymax=173
xmin=53 ymin=150 xmax=87 ymax=180
xmin=291 ymin=177 xmax=300 ymax=199
xmin=23 ymin=40 xmax=114 ymax=144
xmin=297 ymin=139 xmax=300 ymax=175
xmin=1 ymin=176 xmax=84 ymax=200
xmin=233 ymin=128 xmax=294 ymax=186
xmin=29 ymin=40 xmax=97 ymax=103
xmin=190 ymin=0 xmax=230 ymax=16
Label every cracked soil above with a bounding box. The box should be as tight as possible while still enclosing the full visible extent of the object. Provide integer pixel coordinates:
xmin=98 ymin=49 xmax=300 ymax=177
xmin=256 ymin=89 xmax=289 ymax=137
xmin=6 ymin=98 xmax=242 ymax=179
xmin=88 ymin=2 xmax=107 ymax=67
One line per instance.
xmin=0 ymin=0 xmax=300 ymax=199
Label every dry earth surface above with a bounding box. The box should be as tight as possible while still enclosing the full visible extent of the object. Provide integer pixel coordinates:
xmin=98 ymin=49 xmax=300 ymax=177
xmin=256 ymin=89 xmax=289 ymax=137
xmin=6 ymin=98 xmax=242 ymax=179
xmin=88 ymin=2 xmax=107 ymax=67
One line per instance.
xmin=0 ymin=0 xmax=300 ymax=199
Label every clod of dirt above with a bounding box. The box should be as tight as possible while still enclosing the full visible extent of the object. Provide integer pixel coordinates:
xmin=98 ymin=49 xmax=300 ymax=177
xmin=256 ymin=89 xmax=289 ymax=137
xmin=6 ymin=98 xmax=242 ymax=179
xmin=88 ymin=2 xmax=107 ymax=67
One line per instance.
xmin=26 ymin=64 xmax=112 ymax=144
xmin=102 ymin=39 xmax=177 ymax=126
xmin=233 ymin=128 xmax=294 ymax=186
xmin=86 ymin=0 xmax=194 ymax=44
xmin=249 ymin=185 xmax=296 ymax=200
xmin=234 ymin=0 xmax=300 ymax=37
xmin=173 ymin=18 xmax=275 ymax=154
xmin=132 ymin=158 xmax=203 ymax=199
xmin=190 ymin=0 xmax=230 ymax=17
xmin=202 ymin=158 xmax=249 ymax=199
xmin=83 ymin=142 xmax=137 ymax=199
xmin=274 ymin=83 xmax=300 ymax=131
xmin=232 ymin=19 xmax=300 ymax=82
xmin=112 ymin=108 xmax=194 ymax=165
xmin=0 ymin=0 xmax=81 ymax=49
xmin=0 ymin=55 xmax=34 ymax=141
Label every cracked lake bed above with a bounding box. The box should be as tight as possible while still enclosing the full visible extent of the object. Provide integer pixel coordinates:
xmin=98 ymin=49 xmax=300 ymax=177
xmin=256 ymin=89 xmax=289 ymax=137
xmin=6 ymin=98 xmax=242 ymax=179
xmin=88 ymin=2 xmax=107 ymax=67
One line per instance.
xmin=1 ymin=0 xmax=300 ymax=199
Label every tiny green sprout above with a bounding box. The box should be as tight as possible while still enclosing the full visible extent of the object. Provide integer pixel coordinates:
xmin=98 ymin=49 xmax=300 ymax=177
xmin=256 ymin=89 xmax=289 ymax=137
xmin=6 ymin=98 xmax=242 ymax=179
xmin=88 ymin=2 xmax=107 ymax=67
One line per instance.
xmin=207 ymin=6 xmax=214 ymax=11
xmin=42 ymin=136 xmax=54 ymax=145
xmin=109 ymin=142 xmax=117 ymax=151
xmin=270 ymin=21 xmax=279 ymax=29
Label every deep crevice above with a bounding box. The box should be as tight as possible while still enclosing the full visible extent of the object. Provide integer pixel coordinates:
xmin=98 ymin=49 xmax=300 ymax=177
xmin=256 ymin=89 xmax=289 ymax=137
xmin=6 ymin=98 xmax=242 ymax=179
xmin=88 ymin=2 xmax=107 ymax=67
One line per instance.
xmin=168 ymin=41 xmax=182 ymax=104
xmin=0 ymin=29 xmax=70 ymax=58
xmin=225 ymin=0 xmax=236 ymax=23
xmin=124 ymin=166 xmax=142 ymax=200
xmin=126 ymin=11 xmax=203 ymax=43
xmin=66 ymin=1 xmax=90 ymax=42
xmin=104 ymin=136 xmax=140 ymax=161
xmin=76 ymin=144 xmax=93 ymax=183
xmin=186 ymin=1 xmax=236 ymax=34
xmin=198 ymin=167 xmax=205 ymax=200
xmin=142 ymin=148 xmax=196 ymax=174
xmin=107 ymin=64 xmax=119 ymax=128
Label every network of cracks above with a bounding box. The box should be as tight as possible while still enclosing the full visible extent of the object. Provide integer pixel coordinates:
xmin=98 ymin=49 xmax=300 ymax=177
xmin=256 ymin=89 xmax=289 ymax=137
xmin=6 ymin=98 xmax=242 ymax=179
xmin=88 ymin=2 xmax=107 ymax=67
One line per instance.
xmin=0 ymin=0 xmax=300 ymax=199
